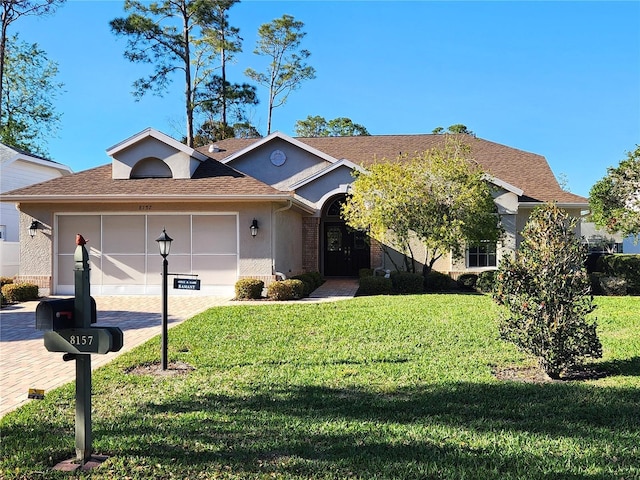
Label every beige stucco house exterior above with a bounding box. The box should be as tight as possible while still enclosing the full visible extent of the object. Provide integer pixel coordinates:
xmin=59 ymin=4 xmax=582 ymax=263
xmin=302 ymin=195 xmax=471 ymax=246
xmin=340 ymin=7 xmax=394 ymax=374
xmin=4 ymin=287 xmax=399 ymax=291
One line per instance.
xmin=1 ymin=128 xmax=588 ymax=296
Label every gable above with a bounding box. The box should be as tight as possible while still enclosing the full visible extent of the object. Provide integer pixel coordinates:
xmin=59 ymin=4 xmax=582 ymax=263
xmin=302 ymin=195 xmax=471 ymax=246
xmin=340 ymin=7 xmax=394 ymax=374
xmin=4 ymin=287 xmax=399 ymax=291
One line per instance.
xmin=107 ymin=128 xmax=208 ymax=180
xmin=222 ymin=136 xmax=336 ymax=191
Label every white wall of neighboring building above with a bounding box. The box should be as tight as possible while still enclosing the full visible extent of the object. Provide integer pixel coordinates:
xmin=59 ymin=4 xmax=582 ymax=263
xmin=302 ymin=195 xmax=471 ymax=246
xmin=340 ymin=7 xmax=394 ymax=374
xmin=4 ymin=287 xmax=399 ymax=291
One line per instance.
xmin=0 ymin=144 xmax=72 ymax=276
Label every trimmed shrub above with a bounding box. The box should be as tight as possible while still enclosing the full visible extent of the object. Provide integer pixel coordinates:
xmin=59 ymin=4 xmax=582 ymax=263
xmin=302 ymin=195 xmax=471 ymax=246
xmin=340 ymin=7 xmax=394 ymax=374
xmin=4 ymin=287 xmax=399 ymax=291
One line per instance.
xmin=291 ymin=272 xmax=323 ymax=296
xmin=598 ymin=276 xmax=628 ymax=296
xmin=267 ymin=280 xmax=303 ymax=301
xmin=284 ymin=279 xmax=305 ymax=299
xmin=476 ymin=271 xmax=496 ymax=293
xmin=0 ymin=276 xmax=14 ymax=287
xmin=1 ymin=282 xmax=39 ymax=303
xmin=357 ymin=276 xmax=392 ymax=296
xmin=390 ymin=271 xmax=424 ymax=294
xmin=359 ymin=268 xmax=374 ymax=278
xmin=424 ymin=270 xmax=453 ymax=292
xmin=235 ymin=278 xmax=264 ymax=300
xmin=456 ymin=273 xmax=478 ymax=291
xmin=595 ymin=254 xmax=640 ymax=295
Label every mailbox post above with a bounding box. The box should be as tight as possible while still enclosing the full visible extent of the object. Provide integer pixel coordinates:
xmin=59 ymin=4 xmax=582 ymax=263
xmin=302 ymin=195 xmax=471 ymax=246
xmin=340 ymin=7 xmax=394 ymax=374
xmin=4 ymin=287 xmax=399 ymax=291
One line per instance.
xmin=36 ymin=234 xmax=123 ymax=466
xmin=74 ymin=237 xmax=92 ymax=463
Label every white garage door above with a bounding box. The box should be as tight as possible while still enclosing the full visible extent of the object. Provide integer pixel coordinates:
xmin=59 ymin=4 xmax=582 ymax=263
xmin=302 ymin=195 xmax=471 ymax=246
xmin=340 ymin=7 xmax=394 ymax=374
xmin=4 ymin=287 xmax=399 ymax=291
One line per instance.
xmin=56 ymin=214 xmax=238 ymax=295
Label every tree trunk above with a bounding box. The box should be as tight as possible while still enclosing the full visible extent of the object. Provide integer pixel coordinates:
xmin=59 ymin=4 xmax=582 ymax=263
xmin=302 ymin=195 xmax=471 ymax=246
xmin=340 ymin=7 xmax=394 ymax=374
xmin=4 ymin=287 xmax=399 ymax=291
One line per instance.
xmin=181 ymin=2 xmax=193 ymax=147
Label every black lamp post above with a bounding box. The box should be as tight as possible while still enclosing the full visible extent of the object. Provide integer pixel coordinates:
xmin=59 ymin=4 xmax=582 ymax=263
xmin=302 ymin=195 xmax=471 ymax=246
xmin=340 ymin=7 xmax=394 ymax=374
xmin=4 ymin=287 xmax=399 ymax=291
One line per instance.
xmin=155 ymin=228 xmax=173 ymax=370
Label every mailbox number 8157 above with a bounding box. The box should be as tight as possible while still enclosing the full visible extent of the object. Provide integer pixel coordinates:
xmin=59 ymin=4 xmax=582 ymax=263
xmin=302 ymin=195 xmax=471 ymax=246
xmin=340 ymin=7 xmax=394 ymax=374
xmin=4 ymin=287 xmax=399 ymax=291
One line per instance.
xmin=69 ymin=335 xmax=94 ymax=346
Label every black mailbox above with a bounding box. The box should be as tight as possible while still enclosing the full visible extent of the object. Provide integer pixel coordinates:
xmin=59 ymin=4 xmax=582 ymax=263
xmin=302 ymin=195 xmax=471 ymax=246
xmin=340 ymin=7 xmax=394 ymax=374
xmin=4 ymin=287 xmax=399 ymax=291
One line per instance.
xmin=36 ymin=297 xmax=97 ymax=331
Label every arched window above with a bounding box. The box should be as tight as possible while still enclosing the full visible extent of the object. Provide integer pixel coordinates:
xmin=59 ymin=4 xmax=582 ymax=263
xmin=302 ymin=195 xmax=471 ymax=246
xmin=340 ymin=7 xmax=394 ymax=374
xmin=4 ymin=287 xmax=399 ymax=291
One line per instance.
xmin=130 ymin=158 xmax=173 ymax=179
xmin=327 ymin=197 xmax=345 ymax=217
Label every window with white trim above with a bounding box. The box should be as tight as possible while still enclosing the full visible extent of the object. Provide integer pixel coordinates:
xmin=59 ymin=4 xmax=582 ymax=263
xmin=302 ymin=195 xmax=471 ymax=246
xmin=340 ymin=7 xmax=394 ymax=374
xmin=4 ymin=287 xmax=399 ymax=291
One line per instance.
xmin=467 ymin=241 xmax=497 ymax=268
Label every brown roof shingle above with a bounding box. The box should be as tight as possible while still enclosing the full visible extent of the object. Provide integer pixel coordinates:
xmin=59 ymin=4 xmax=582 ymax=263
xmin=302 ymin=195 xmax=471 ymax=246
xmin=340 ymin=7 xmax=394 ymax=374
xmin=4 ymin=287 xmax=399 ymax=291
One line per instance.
xmin=3 ymin=133 xmax=586 ymax=206
xmin=200 ymin=134 xmax=587 ymax=204
xmin=2 ymin=159 xmax=285 ymax=200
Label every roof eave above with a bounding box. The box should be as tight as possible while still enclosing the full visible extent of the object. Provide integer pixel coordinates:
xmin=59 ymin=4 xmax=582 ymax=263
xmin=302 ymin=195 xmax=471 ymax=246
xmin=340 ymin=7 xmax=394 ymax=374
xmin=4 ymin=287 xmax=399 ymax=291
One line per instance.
xmin=3 ymin=193 xmax=317 ymax=213
xmin=519 ymin=201 xmax=589 ymax=209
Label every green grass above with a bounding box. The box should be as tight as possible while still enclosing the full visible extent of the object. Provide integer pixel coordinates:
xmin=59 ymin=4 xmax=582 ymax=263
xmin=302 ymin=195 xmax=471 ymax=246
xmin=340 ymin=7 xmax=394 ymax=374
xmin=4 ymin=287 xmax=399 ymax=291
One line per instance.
xmin=1 ymin=294 xmax=639 ymax=479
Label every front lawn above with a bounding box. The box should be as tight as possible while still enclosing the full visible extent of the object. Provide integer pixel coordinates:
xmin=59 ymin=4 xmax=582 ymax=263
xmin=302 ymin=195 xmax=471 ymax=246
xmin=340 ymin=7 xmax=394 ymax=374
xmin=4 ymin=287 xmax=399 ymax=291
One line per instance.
xmin=1 ymin=295 xmax=639 ymax=479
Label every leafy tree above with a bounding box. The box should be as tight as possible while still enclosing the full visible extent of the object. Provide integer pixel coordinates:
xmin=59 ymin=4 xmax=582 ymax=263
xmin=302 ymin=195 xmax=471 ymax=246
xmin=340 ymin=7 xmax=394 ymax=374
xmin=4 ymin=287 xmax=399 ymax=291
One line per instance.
xmin=0 ymin=0 xmax=64 ymax=122
xmin=493 ymin=203 xmax=602 ymax=379
xmin=432 ymin=124 xmax=474 ymax=135
xmin=110 ymin=0 xmax=241 ymax=147
xmin=342 ymin=138 xmax=500 ymax=275
xmin=245 ymin=14 xmax=315 ymax=135
xmin=0 ymin=34 xmax=63 ymax=156
xmin=294 ymin=115 xmax=326 ymax=137
xmin=295 ymin=115 xmax=369 ymax=137
xmin=589 ymin=145 xmax=640 ymax=239
xmin=231 ymin=121 xmax=261 ymax=139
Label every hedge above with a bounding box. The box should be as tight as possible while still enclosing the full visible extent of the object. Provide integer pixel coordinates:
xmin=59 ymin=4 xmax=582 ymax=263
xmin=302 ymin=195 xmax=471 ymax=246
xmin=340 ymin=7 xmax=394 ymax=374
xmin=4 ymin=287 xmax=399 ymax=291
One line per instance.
xmin=290 ymin=272 xmax=323 ymax=297
xmin=357 ymin=276 xmax=392 ymax=296
xmin=1 ymin=282 xmax=39 ymax=303
xmin=267 ymin=279 xmax=304 ymax=301
xmin=424 ymin=270 xmax=454 ymax=292
xmin=456 ymin=273 xmax=478 ymax=291
xmin=476 ymin=271 xmax=496 ymax=293
xmin=595 ymin=254 xmax=640 ymax=295
xmin=234 ymin=279 xmax=264 ymax=300
xmin=390 ymin=271 xmax=424 ymax=294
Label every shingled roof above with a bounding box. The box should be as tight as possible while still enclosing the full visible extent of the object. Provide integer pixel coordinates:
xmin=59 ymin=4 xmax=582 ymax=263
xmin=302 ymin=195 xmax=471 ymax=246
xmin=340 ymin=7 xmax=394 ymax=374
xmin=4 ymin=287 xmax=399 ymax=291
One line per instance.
xmin=3 ymin=132 xmax=586 ymax=206
xmin=199 ymin=134 xmax=587 ymax=205
xmin=2 ymin=158 xmax=287 ymax=201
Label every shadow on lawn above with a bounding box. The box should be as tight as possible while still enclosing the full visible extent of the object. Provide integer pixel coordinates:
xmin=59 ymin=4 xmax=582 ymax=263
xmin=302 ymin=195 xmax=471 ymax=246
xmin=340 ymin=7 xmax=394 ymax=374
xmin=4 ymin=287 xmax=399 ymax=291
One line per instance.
xmin=89 ymin=380 xmax=640 ymax=479
xmin=594 ymin=356 xmax=640 ymax=377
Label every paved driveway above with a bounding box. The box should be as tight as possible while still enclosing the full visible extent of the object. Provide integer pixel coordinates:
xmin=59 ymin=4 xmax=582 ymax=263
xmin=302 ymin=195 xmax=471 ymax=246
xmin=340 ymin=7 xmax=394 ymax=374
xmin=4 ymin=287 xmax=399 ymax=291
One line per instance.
xmin=0 ymin=295 xmax=232 ymax=418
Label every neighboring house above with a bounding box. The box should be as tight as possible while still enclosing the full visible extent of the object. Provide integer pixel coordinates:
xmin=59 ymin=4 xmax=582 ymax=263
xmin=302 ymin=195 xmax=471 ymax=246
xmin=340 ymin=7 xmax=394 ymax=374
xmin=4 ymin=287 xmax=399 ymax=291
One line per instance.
xmin=1 ymin=128 xmax=587 ymax=296
xmin=580 ymin=221 xmax=625 ymax=254
xmin=0 ymin=143 xmax=72 ymax=277
xmin=623 ymin=236 xmax=640 ymax=254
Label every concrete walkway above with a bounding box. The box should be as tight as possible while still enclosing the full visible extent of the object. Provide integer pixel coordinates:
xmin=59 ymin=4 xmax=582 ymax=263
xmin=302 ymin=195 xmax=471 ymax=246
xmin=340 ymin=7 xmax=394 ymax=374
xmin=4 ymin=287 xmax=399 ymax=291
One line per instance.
xmin=0 ymin=279 xmax=359 ymax=418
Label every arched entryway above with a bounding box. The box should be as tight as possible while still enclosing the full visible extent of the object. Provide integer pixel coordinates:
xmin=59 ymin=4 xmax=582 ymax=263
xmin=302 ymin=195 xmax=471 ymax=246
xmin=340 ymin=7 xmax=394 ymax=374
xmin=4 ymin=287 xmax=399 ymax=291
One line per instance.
xmin=321 ymin=195 xmax=370 ymax=277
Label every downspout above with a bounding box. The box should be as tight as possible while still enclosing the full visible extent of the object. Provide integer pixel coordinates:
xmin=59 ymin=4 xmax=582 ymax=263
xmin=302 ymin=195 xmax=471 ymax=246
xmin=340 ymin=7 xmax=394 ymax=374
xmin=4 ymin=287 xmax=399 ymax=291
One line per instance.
xmin=272 ymin=199 xmax=293 ymax=279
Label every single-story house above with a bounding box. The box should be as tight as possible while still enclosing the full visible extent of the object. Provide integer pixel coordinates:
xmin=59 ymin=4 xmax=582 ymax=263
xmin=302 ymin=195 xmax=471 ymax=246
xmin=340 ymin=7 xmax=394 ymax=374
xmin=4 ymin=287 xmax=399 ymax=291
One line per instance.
xmin=0 ymin=143 xmax=72 ymax=277
xmin=1 ymin=128 xmax=588 ymax=296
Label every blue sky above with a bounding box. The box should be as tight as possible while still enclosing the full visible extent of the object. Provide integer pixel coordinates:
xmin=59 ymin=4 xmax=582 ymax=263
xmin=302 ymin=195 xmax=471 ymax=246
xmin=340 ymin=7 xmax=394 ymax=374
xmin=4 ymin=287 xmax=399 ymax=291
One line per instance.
xmin=15 ymin=0 xmax=640 ymax=198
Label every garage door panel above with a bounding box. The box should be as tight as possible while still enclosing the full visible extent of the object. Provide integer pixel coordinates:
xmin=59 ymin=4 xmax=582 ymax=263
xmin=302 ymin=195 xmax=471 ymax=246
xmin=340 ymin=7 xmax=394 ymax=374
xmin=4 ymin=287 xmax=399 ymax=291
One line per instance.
xmin=102 ymin=255 xmax=146 ymax=284
xmin=103 ymin=216 xmax=145 ymax=254
xmin=147 ymin=215 xmax=191 ymax=255
xmin=58 ymin=215 xmax=101 ymax=254
xmin=147 ymin=254 xmax=192 ymax=285
xmin=57 ymin=254 xmax=102 ymax=286
xmin=193 ymin=215 xmax=237 ymax=254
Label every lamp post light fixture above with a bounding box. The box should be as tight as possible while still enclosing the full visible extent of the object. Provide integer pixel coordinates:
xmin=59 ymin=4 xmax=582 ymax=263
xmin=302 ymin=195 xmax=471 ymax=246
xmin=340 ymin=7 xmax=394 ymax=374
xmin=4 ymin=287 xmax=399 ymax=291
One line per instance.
xmin=155 ymin=228 xmax=173 ymax=370
xmin=250 ymin=218 xmax=259 ymax=237
xmin=29 ymin=220 xmax=40 ymax=238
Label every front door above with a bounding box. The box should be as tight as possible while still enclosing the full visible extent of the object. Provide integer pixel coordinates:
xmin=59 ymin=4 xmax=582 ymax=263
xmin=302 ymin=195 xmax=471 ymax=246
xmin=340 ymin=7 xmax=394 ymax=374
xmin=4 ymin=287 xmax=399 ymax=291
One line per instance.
xmin=324 ymin=222 xmax=370 ymax=276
